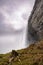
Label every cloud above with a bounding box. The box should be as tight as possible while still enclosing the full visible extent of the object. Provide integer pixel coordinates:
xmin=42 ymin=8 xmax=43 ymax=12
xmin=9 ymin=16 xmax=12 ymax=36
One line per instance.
xmin=0 ymin=0 xmax=35 ymax=53
xmin=0 ymin=0 xmax=35 ymax=32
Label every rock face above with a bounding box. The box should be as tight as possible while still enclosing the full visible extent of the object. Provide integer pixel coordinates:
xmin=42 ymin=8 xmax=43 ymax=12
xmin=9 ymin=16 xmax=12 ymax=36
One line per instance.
xmin=9 ymin=50 xmax=19 ymax=63
xmin=27 ymin=0 xmax=43 ymax=43
xmin=11 ymin=50 xmax=19 ymax=58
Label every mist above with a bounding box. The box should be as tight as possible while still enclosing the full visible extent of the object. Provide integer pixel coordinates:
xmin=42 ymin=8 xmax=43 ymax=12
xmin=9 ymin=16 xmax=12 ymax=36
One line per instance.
xmin=0 ymin=0 xmax=35 ymax=54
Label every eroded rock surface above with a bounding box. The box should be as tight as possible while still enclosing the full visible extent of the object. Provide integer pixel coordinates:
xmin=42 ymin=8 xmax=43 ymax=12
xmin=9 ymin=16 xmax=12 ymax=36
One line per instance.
xmin=27 ymin=0 xmax=43 ymax=43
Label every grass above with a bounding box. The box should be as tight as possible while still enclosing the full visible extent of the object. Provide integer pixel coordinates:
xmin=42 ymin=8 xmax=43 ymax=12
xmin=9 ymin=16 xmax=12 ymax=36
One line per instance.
xmin=0 ymin=40 xmax=43 ymax=65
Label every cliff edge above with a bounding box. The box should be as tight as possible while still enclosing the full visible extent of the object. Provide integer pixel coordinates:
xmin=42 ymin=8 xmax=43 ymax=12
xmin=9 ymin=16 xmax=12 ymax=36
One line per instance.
xmin=27 ymin=0 xmax=43 ymax=43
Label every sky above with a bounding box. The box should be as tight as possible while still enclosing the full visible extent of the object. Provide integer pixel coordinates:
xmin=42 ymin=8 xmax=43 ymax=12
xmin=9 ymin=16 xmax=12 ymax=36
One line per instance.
xmin=0 ymin=0 xmax=35 ymax=32
xmin=0 ymin=0 xmax=35 ymax=53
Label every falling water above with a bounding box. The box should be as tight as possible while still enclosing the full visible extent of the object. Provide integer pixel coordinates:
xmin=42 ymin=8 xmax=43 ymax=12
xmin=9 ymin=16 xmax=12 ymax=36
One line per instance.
xmin=0 ymin=0 xmax=35 ymax=54
xmin=0 ymin=24 xmax=28 ymax=54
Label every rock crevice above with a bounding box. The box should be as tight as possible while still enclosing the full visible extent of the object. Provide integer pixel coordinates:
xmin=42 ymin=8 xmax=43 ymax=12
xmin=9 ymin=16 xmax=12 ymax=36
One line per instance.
xmin=27 ymin=0 xmax=43 ymax=43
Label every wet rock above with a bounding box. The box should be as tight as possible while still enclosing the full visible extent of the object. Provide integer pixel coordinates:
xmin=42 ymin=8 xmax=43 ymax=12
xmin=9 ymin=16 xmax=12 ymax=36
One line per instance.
xmin=27 ymin=0 xmax=43 ymax=43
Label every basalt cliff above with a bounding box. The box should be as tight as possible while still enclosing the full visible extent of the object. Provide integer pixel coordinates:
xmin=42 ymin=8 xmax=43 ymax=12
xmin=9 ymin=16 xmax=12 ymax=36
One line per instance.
xmin=27 ymin=0 xmax=43 ymax=43
xmin=0 ymin=0 xmax=43 ymax=65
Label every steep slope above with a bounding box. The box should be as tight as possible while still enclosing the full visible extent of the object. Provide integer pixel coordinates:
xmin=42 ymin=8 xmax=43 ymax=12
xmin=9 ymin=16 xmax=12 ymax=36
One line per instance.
xmin=0 ymin=0 xmax=43 ymax=65
xmin=27 ymin=0 xmax=43 ymax=43
xmin=0 ymin=40 xmax=43 ymax=65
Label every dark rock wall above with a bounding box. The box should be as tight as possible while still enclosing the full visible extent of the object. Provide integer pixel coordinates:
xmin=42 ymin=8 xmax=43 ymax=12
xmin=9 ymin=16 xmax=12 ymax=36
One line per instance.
xmin=27 ymin=0 xmax=43 ymax=43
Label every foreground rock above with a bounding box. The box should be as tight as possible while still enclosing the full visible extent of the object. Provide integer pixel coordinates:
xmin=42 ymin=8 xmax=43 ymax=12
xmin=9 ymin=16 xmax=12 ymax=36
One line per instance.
xmin=0 ymin=40 xmax=43 ymax=65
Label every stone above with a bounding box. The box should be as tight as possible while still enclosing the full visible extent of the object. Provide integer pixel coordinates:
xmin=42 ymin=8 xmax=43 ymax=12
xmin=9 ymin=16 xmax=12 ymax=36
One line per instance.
xmin=27 ymin=0 xmax=43 ymax=43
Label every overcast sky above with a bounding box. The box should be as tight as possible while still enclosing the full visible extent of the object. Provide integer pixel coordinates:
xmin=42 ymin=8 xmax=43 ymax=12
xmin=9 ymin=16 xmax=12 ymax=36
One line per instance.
xmin=0 ymin=0 xmax=35 ymax=53
xmin=0 ymin=0 xmax=35 ymax=32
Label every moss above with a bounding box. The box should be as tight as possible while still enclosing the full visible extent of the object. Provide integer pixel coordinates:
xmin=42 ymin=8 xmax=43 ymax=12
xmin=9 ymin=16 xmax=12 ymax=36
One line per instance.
xmin=0 ymin=40 xmax=43 ymax=65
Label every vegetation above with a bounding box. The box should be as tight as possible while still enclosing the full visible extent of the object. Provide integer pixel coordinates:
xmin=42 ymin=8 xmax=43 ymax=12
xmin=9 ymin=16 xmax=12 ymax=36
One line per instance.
xmin=0 ymin=40 xmax=43 ymax=65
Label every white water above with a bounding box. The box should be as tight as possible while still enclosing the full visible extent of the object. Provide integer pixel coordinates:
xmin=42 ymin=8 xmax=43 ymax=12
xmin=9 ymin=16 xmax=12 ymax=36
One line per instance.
xmin=0 ymin=0 xmax=35 ymax=54
xmin=0 ymin=27 xmax=27 ymax=54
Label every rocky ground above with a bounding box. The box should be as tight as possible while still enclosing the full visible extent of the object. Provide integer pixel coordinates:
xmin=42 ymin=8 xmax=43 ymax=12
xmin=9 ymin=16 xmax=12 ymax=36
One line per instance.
xmin=0 ymin=40 xmax=43 ymax=65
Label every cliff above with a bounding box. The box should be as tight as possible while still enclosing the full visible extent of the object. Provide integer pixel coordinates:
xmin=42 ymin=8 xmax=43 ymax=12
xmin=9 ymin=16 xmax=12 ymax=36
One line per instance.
xmin=0 ymin=0 xmax=43 ymax=65
xmin=27 ymin=0 xmax=43 ymax=43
